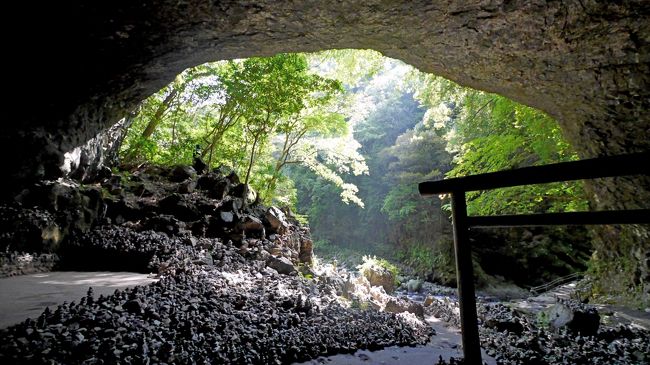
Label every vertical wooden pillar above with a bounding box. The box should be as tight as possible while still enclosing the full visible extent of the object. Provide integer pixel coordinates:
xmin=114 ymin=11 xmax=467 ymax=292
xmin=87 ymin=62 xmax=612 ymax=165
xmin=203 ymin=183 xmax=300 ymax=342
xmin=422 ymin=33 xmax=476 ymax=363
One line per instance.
xmin=450 ymin=191 xmax=482 ymax=364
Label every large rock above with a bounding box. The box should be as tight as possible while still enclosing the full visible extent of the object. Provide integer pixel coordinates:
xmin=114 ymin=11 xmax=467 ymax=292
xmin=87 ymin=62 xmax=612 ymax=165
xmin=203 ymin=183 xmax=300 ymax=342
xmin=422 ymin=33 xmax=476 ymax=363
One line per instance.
xmin=232 ymin=184 xmax=257 ymax=205
xmin=177 ymin=179 xmax=197 ymax=194
xmin=159 ymin=194 xmax=200 ymax=221
xmin=482 ymin=304 xmax=525 ymax=335
xmin=192 ymin=157 xmax=207 ymax=175
xmin=298 ymin=234 xmax=313 ymax=265
xmin=239 ymin=215 xmax=265 ymax=238
xmin=384 ymin=297 xmax=425 ymax=318
xmin=264 ymin=206 xmax=289 ymax=234
xmin=406 ymin=279 xmax=423 ymax=293
xmin=359 ymin=263 xmax=396 ymax=294
xmin=170 ymin=165 xmax=196 ymax=182
xmin=544 ymin=301 xmax=600 ymax=336
xmin=266 ymin=256 xmax=297 ymax=275
xmin=197 ymin=173 xmax=230 ymax=200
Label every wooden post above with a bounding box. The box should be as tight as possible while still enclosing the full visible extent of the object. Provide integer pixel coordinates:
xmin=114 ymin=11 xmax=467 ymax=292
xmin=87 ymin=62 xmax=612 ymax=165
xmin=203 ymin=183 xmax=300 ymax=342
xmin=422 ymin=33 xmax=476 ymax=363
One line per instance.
xmin=450 ymin=191 xmax=482 ymax=364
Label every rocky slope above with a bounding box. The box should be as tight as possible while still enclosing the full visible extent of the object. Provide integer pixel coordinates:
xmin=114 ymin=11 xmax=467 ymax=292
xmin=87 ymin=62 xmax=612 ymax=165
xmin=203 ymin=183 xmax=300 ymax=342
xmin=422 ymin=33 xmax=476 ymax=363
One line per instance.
xmin=0 ymin=250 xmax=432 ymax=364
xmin=0 ymin=161 xmax=434 ymax=364
xmin=1 ymin=160 xmax=314 ymax=276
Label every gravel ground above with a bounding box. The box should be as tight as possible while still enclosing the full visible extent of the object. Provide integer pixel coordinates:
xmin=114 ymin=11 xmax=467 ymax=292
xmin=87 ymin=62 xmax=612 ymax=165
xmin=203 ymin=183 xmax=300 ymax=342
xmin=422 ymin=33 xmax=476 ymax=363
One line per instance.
xmin=422 ymin=295 xmax=650 ymax=364
xmin=0 ymin=242 xmax=432 ymax=364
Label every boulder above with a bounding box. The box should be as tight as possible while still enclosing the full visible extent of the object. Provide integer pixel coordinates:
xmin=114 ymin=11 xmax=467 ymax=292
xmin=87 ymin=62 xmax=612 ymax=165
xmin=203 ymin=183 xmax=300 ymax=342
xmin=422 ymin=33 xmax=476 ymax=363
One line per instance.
xmin=219 ymin=211 xmax=235 ymax=225
xmin=159 ymin=194 xmax=200 ymax=221
xmin=384 ymin=297 xmax=425 ymax=317
xmin=232 ymin=184 xmax=257 ymax=205
xmin=219 ymin=198 xmax=243 ymax=214
xmin=213 ymin=166 xmax=241 ymax=185
xmin=265 ymin=206 xmax=289 ymax=234
xmin=423 ymin=296 xmax=434 ymax=307
xmin=197 ymin=173 xmax=230 ymax=199
xmin=544 ymin=301 xmax=600 ymax=336
xmin=131 ymin=182 xmax=155 ymax=197
xmin=360 ymin=264 xmax=396 ymax=294
xmin=299 ymin=236 xmax=313 ymax=265
xmin=192 ymin=157 xmax=207 ymax=174
xmin=170 ymin=165 xmax=196 ymax=182
xmin=240 ymin=216 xmax=265 ymax=238
xmin=267 ymin=256 xmax=296 ymax=275
xmin=122 ymin=299 xmax=145 ymax=314
xmin=177 ymin=179 xmax=197 ymax=194
xmin=406 ymin=279 xmax=423 ymax=293
xmin=482 ymin=305 xmax=525 ymax=334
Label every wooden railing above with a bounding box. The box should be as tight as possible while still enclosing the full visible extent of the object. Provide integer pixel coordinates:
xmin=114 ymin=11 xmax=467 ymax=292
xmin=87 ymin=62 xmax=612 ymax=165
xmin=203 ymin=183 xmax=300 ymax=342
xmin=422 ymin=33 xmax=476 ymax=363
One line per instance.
xmin=529 ymin=272 xmax=583 ymax=296
xmin=418 ymin=152 xmax=650 ymax=364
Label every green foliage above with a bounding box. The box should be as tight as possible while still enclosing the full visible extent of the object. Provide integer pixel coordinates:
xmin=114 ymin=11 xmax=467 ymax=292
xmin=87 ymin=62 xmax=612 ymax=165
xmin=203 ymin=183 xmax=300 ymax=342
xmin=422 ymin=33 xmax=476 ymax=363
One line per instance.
xmin=296 ymin=50 xmax=589 ymax=287
xmin=536 ymin=310 xmax=551 ymax=328
xmin=119 ymin=53 xmax=366 ymax=208
xmin=307 ymin=49 xmax=385 ymax=87
xmin=411 ymin=78 xmax=589 ymax=216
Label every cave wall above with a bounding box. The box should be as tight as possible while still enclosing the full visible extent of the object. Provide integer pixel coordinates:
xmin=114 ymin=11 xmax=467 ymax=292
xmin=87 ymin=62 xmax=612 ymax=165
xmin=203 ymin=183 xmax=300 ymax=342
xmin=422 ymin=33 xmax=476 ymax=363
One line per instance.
xmin=4 ymin=0 xmax=649 ymax=301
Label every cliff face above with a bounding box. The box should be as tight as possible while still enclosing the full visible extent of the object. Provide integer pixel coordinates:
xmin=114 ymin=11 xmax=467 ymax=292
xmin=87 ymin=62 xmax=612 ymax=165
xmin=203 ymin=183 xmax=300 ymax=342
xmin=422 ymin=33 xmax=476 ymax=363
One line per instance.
xmin=4 ymin=1 xmax=649 ymax=301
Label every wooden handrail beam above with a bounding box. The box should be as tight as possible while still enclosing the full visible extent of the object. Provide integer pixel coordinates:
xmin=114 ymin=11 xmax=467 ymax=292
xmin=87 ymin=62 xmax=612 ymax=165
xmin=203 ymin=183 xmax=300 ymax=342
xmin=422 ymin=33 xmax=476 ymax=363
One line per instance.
xmin=419 ymin=152 xmax=650 ymax=196
xmin=418 ymin=152 xmax=649 ymax=365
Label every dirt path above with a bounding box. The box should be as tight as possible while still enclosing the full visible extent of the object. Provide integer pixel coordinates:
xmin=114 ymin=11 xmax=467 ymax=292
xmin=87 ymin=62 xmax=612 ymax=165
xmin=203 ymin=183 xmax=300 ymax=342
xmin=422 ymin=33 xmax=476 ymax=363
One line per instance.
xmin=0 ymin=271 xmax=157 ymax=328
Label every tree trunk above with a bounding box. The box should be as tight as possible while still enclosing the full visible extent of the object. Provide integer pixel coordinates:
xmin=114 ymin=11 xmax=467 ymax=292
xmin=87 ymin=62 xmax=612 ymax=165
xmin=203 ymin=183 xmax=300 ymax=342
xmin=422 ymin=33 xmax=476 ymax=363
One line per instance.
xmin=242 ymin=135 xmax=259 ymax=208
xmin=141 ymin=88 xmax=179 ymax=139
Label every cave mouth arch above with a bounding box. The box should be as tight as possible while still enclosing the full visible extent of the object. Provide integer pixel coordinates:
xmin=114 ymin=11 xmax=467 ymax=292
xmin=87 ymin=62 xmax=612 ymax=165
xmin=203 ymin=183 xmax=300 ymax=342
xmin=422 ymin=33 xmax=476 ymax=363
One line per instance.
xmin=5 ymin=1 xmax=649 ymax=301
xmin=7 ymin=1 xmax=649 ymax=182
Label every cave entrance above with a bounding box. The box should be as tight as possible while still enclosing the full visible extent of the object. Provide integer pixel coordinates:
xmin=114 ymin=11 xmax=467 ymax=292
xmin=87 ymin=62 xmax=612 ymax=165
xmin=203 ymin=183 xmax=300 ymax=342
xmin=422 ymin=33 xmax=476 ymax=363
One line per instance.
xmin=107 ymin=49 xmax=600 ymax=309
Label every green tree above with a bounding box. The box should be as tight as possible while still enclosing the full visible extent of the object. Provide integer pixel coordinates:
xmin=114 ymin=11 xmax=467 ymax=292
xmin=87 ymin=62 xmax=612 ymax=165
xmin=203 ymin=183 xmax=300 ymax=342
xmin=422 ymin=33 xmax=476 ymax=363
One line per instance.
xmin=213 ymin=54 xmax=343 ymax=205
xmin=410 ymin=74 xmax=589 ymax=216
